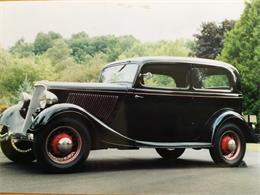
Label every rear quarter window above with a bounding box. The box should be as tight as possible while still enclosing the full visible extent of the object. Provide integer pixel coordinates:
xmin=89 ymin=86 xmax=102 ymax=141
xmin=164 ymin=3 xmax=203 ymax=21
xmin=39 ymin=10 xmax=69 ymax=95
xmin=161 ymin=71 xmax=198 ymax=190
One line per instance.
xmin=192 ymin=66 xmax=232 ymax=91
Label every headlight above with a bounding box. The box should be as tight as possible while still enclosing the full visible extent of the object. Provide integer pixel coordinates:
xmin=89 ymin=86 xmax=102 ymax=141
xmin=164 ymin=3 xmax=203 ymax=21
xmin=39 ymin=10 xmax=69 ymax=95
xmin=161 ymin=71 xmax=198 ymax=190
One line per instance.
xmin=39 ymin=91 xmax=58 ymax=109
xmin=21 ymin=92 xmax=32 ymax=102
xmin=39 ymin=98 xmax=47 ymax=109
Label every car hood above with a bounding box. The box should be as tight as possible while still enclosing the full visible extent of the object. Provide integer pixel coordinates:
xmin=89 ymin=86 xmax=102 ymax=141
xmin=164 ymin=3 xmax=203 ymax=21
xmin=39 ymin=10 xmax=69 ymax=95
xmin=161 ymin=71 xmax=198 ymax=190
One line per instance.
xmin=45 ymin=81 xmax=129 ymax=91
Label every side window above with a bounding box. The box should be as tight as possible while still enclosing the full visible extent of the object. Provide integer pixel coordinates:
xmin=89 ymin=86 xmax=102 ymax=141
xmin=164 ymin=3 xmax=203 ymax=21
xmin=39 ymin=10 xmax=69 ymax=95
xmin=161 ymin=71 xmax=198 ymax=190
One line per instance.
xmin=144 ymin=74 xmax=176 ymax=88
xmin=192 ymin=66 xmax=232 ymax=90
xmin=140 ymin=63 xmax=189 ymax=90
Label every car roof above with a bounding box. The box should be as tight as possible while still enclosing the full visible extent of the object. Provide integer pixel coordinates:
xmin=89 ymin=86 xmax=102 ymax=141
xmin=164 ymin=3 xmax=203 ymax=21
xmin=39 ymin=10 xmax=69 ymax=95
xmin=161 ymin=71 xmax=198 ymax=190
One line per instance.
xmin=104 ymin=56 xmax=238 ymax=71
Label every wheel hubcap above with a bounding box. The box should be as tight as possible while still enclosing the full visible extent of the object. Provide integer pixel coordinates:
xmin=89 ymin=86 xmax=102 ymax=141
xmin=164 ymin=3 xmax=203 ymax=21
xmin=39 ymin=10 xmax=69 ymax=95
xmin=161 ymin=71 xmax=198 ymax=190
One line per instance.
xmin=58 ymin=137 xmax=73 ymax=154
xmin=228 ymin=139 xmax=236 ymax=152
xmin=221 ymin=135 xmax=236 ymax=154
xmin=51 ymin=133 xmax=73 ymax=156
xmin=46 ymin=126 xmax=82 ymax=164
xmin=220 ymin=131 xmax=241 ymax=161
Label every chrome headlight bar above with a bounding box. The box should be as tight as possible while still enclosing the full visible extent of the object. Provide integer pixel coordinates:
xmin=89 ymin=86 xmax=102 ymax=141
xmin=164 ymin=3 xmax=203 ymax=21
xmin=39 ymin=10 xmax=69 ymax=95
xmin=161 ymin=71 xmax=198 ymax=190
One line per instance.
xmin=19 ymin=81 xmax=58 ymax=135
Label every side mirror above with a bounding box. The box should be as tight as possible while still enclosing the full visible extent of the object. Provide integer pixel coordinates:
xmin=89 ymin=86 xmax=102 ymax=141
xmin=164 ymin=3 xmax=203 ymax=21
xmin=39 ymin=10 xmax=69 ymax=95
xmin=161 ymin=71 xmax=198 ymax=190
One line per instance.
xmin=139 ymin=72 xmax=153 ymax=79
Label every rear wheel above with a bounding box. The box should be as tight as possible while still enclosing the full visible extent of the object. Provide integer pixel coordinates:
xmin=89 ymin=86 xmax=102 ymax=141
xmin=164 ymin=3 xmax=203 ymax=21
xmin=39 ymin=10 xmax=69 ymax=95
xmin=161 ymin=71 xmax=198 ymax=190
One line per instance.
xmin=209 ymin=123 xmax=246 ymax=167
xmin=34 ymin=118 xmax=91 ymax=172
xmin=0 ymin=126 xmax=34 ymax=163
xmin=156 ymin=148 xmax=185 ymax=159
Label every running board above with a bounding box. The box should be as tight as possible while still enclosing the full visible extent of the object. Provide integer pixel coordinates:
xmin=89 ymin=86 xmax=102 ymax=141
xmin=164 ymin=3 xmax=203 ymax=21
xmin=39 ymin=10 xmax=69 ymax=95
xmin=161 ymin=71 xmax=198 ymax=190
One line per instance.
xmin=135 ymin=141 xmax=212 ymax=149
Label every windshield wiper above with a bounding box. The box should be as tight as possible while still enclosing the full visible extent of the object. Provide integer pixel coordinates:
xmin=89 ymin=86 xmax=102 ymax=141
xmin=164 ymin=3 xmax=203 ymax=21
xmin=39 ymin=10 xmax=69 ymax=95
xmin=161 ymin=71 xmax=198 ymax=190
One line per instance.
xmin=118 ymin=64 xmax=127 ymax=72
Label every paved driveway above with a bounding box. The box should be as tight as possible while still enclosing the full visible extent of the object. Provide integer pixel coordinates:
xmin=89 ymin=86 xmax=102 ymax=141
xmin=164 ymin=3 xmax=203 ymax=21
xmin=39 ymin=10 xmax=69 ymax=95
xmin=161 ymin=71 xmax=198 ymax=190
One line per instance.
xmin=0 ymin=147 xmax=260 ymax=194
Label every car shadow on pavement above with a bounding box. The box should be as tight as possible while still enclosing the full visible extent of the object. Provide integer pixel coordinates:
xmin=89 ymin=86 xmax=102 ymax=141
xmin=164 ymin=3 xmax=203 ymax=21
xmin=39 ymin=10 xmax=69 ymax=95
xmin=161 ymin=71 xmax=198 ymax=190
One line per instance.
xmin=0 ymin=157 xmax=246 ymax=174
xmin=81 ymin=158 xmax=217 ymax=173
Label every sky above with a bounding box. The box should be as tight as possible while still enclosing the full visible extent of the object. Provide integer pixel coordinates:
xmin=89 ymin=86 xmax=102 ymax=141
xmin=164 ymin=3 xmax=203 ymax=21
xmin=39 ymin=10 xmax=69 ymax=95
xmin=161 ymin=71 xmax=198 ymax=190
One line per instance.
xmin=0 ymin=0 xmax=245 ymax=48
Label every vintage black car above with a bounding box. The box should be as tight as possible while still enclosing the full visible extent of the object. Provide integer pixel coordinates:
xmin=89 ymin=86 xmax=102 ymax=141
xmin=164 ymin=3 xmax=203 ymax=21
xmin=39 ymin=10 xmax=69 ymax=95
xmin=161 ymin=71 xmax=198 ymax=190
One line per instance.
xmin=0 ymin=57 xmax=259 ymax=172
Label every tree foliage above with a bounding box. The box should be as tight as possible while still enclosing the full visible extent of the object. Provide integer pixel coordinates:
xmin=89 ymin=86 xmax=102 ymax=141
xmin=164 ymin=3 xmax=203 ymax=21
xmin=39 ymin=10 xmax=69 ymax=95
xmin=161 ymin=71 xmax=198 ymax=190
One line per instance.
xmin=0 ymin=55 xmax=54 ymax=102
xmin=192 ymin=20 xmax=235 ymax=59
xmin=33 ymin=32 xmax=62 ymax=55
xmin=45 ymin=39 xmax=72 ymax=64
xmin=219 ymin=0 xmax=260 ymax=123
xmin=10 ymin=38 xmax=34 ymax=57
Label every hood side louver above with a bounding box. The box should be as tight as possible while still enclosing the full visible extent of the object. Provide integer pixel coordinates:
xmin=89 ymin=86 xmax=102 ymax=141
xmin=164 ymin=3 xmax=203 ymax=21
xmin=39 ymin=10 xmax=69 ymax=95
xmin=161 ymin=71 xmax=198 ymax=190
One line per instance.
xmin=66 ymin=93 xmax=118 ymax=121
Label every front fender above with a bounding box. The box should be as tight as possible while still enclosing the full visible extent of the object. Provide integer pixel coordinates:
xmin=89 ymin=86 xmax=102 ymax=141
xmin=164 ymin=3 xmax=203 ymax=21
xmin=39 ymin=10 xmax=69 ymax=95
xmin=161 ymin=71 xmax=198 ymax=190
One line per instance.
xmin=30 ymin=103 xmax=93 ymax=130
xmin=0 ymin=104 xmax=25 ymax=134
xmin=208 ymin=109 xmax=258 ymax=143
xmin=29 ymin=103 xmax=137 ymax=146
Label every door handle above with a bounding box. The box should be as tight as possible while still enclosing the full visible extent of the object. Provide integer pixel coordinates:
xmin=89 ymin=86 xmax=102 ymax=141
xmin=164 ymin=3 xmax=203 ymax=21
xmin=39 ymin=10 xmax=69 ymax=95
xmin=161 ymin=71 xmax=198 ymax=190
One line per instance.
xmin=135 ymin=95 xmax=144 ymax=99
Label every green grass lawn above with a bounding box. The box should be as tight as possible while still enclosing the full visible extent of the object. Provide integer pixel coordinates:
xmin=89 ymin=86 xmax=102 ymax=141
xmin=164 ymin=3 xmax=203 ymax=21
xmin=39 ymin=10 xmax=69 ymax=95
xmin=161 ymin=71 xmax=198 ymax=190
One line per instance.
xmin=247 ymin=144 xmax=260 ymax=152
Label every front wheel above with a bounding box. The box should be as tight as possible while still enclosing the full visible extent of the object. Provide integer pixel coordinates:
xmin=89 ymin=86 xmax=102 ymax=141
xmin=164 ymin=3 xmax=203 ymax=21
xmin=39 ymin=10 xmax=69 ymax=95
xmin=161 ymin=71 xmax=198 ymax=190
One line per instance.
xmin=0 ymin=126 xmax=35 ymax=163
xmin=34 ymin=118 xmax=91 ymax=172
xmin=209 ymin=123 xmax=246 ymax=167
xmin=156 ymin=148 xmax=185 ymax=159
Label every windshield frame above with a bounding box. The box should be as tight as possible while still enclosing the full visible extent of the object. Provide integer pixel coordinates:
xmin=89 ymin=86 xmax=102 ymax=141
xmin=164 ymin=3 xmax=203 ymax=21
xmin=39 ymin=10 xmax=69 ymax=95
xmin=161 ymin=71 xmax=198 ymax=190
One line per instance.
xmin=99 ymin=62 xmax=140 ymax=86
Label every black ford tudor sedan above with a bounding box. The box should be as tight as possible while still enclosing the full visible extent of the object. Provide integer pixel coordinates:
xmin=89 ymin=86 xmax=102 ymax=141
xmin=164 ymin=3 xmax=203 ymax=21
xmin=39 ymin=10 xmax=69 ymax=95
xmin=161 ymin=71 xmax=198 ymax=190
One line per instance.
xmin=0 ymin=57 xmax=259 ymax=172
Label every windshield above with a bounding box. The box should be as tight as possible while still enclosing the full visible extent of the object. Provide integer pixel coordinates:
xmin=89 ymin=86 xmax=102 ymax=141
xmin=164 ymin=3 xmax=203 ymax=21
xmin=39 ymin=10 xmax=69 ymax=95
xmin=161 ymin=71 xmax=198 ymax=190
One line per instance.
xmin=100 ymin=63 xmax=139 ymax=83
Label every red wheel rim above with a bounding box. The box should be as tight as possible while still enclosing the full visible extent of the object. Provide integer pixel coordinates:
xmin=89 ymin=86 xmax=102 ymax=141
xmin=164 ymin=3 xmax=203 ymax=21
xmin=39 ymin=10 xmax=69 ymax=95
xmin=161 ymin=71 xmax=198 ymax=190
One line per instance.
xmin=220 ymin=130 xmax=241 ymax=161
xmin=46 ymin=126 xmax=82 ymax=165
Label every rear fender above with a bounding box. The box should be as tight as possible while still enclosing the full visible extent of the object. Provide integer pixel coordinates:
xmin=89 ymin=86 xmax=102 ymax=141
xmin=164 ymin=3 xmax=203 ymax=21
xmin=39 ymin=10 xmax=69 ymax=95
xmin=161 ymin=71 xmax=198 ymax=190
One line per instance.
xmin=208 ymin=109 xmax=258 ymax=143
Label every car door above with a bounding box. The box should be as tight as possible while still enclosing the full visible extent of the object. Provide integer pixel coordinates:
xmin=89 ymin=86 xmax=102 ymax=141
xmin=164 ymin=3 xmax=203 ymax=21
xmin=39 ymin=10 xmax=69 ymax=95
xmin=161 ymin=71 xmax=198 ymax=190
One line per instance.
xmin=125 ymin=62 xmax=193 ymax=142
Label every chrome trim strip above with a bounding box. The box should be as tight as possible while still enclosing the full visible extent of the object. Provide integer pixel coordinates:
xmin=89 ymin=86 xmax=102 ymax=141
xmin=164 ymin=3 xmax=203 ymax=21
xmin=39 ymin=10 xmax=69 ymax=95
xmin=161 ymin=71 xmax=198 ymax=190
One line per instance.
xmin=133 ymin=88 xmax=241 ymax=97
xmin=136 ymin=141 xmax=212 ymax=148
xmin=133 ymin=92 xmax=241 ymax=99
xmin=102 ymin=140 xmax=136 ymax=148
xmin=103 ymin=140 xmax=212 ymax=149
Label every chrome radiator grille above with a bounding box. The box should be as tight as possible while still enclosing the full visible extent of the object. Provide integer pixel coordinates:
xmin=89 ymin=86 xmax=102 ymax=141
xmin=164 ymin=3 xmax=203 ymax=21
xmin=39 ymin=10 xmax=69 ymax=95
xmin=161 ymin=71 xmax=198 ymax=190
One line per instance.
xmin=66 ymin=93 xmax=118 ymax=120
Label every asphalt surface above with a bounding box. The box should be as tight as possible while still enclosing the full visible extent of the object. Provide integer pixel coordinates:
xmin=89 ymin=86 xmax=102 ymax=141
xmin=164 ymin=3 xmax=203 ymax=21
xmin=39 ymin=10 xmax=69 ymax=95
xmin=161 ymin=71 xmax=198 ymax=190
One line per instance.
xmin=0 ymin=147 xmax=260 ymax=195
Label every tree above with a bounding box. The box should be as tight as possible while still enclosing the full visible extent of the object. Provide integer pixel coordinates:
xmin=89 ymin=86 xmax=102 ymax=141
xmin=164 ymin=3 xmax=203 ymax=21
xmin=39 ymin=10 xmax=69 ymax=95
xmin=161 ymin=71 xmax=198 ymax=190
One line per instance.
xmin=34 ymin=32 xmax=53 ymax=55
xmin=219 ymin=0 xmax=260 ymax=125
xmin=119 ymin=39 xmax=190 ymax=59
xmin=68 ymin=32 xmax=91 ymax=63
xmin=0 ymin=47 xmax=10 ymax=69
xmin=0 ymin=55 xmax=55 ymax=103
xmin=90 ymin=35 xmax=121 ymax=62
xmin=58 ymin=53 xmax=107 ymax=82
xmin=10 ymin=38 xmax=34 ymax=57
xmin=34 ymin=32 xmax=62 ymax=55
xmin=48 ymin=31 xmax=62 ymax=40
xmin=0 ymin=48 xmax=11 ymax=103
xmin=46 ymin=39 xmax=72 ymax=64
xmin=192 ymin=20 xmax=235 ymax=59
